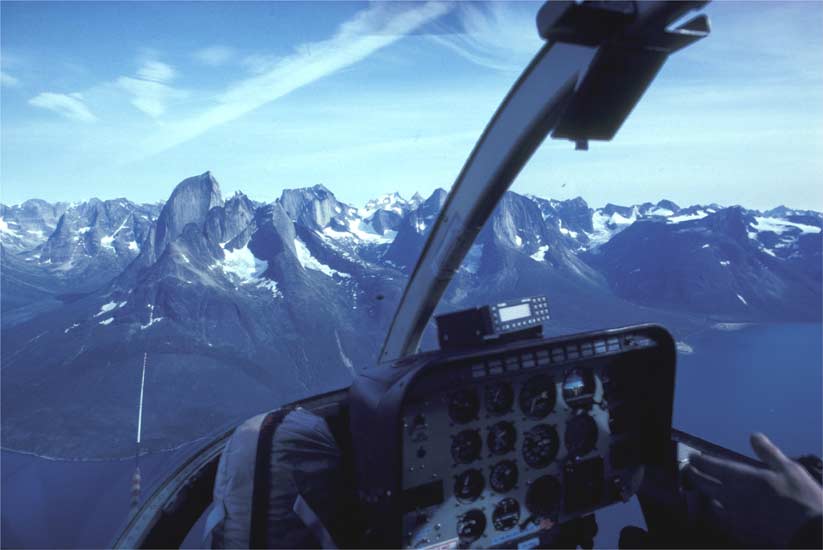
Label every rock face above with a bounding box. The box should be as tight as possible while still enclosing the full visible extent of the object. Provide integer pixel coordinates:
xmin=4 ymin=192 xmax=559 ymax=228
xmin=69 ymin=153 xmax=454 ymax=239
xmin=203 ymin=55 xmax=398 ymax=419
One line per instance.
xmin=1 ymin=172 xmax=821 ymax=458
xmin=154 ymin=171 xmax=223 ymax=258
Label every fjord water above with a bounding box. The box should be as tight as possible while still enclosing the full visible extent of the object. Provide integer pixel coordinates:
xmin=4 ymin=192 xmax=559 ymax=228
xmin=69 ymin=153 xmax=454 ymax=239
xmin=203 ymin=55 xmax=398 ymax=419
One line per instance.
xmin=675 ymin=322 xmax=822 ymax=458
xmin=2 ymin=323 xmax=821 ymax=548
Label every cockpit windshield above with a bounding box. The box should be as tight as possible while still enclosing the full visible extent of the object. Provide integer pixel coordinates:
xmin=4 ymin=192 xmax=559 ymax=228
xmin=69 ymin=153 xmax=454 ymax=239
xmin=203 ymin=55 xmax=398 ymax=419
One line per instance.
xmin=1 ymin=2 xmax=821 ymax=548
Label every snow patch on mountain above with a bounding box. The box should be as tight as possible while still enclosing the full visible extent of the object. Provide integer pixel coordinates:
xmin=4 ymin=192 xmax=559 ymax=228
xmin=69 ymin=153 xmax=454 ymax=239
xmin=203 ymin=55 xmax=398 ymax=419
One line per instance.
xmin=531 ymin=245 xmax=549 ymax=262
xmin=294 ymin=238 xmax=350 ymax=278
xmin=94 ymin=301 xmax=120 ymax=317
xmin=358 ymin=192 xmax=410 ymax=218
xmin=753 ymin=217 xmax=820 ymax=235
xmin=588 ymin=208 xmax=638 ymax=247
xmin=221 ymin=245 xmax=266 ymax=281
xmin=558 ymin=220 xmax=578 ymax=238
xmin=669 ymin=211 xmax=709 ymax=224
xmin=0 ymin=217 xmax=17 ymax=235
xmin=347 ymin=219 xmax=395 ymax=244
xmin=254 ymin=279 xmax=282 ymax=298
xmin=140 ymin=317 xmax=164 ymax=330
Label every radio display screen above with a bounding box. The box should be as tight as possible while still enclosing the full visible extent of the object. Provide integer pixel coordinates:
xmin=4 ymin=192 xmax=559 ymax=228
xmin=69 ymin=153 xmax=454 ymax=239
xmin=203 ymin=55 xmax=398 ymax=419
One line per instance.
xmin=498 ymin=303 xmax=531 ymax=322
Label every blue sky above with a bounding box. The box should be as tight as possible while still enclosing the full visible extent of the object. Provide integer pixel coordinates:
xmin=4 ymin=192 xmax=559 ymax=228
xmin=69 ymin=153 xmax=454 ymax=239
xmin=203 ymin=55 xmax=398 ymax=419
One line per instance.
xmin=1 ymin=1 xmax=821 ymax=210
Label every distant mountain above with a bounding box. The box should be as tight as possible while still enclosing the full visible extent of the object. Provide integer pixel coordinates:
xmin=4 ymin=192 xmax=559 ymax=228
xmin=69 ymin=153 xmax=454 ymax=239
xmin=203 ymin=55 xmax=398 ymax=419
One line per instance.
xmin=2 ymin=173 xmax=820 ymax=458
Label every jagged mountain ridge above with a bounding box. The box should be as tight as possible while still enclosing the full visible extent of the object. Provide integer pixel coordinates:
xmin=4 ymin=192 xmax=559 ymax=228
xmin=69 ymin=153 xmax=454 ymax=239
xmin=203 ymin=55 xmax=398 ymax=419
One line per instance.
xmin=1 ymin=173 xmax=820 ymax=457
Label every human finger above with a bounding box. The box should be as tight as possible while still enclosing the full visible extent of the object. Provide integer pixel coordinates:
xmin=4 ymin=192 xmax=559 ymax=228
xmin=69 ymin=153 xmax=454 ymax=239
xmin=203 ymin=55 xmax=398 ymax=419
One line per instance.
xmin=685 ymin=465 xmax=724 ymax=500
xmin=690 ymin=453 xmax=757 ymax=484
xmin=750 ymin=433 xmax=789 ymax=471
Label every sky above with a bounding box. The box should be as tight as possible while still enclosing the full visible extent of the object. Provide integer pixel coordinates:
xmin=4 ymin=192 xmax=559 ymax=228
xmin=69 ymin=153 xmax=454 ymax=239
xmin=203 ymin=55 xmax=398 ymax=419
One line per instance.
xmin=1 ymin=1 xmax=822 ymax=211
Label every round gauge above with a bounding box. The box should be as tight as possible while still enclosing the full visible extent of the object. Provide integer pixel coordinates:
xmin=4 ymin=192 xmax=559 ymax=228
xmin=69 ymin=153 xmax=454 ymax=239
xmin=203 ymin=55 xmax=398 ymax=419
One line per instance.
xmin=484 ymin=382 xmax=514 ymax=415
xmin=487 ymin=421 xmax=516 ymax=455
xmin=454 ymin=469 xmax=485 ymax=502
xmin=525 ymin=475 xmax=561 ymax=518
xmin=490 ymin=460 xmax=518 ymax=493
xmin=562 ymin=369 xmax=596 ymax=408
xmin=448 ymin=388 xmax=479 ymax=424
xmin=451 ymin=429 xmax=482 ymax=464
xmin=522 ymin=424 xmax=559 ymax=469
xmin=564 ymin=413 xmax=599 ymax=458
xmin=492 ymin=498 xmax=520 ymax=531
xmin=519 ymin=375 xmax=556 ymax=419
xmin=457 ymin=509 xmax=487 ymax=543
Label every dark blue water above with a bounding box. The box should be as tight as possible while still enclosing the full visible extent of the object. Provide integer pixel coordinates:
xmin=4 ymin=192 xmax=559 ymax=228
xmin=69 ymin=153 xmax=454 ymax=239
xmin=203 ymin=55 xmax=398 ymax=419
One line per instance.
xmin=675 ymin=323 xmax=822 ymax=458
xmin=2 ymin=324 xmax=820 ymax=548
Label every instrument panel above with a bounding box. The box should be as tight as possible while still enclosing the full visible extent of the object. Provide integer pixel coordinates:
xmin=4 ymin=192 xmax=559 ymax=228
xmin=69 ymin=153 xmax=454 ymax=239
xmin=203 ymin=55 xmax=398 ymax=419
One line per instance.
xmin=397 ymin=331 xmax=671 ymax=549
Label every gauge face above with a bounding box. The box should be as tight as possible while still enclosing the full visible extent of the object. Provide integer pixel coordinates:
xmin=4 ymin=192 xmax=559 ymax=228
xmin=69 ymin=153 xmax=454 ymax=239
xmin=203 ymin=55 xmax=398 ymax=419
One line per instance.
xmin=522 ymin=424 xmax=559 ymax=468
xmin=492 ymin=498 xmax=520 ymax=531
xmin=525 ymin=475 xmax=561 ymax=518
xmin=457 ymin=509 xmax=486 ymax=543
xmin=484 ymin=382 xmax=514 ymax=415
xmin=562 ymin=369 xmax=596 ymax=408
xmin=448 ymin=388 xmax=479 ymax=424
xmin=519 ymin=375 xmax=556 ymax=419
xmin=451 ymin=429 xmax=482 ymax=464
xmin=487 ymin=421 xmax=516 ymax=455
xmin=490 ymin=460 xmax=518 ymax=493
xmin=564 ymin=413 xmax=599 ymax=458
xmin=454 ymin=469 xmax=485 ymax=502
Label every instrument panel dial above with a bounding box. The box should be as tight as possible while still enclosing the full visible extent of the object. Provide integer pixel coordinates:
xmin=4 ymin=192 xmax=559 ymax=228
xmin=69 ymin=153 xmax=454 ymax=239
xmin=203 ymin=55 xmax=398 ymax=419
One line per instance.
xmin=451 ymin=429 xmax=482 ymax=464
xmin=487 ymin=421 xmax=516 ymax=455
xmin=454 ymin=469 xmax=485 ymax=502
xmin=525 ymin=474 xmax=562 ymax=518
xmin=564 ymin=414 xmax=599 ymax=458
xmin=448 ymin=388 xmax=479 ymax=424
xmin=562 ymin=369 xmax=596 ymax=409
xmin=492 ymin=498 xmax=520 ymax=531
xmin=522 ymin=424 xmax=559 ymax=469
xmin=489 ymin=460 xmax=518 ymax=493
xmin=519 ymin=375 xmax=556 ymax=419
xmin=457 ymin=509 xmax=486 ymax=544
xmin=484 ymin=382 xmax=514 ymax=415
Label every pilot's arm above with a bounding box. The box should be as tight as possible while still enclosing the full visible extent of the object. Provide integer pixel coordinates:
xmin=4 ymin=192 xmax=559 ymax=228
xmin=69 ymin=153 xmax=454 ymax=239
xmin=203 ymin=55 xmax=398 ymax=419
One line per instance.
xmin=687 ymin=433 xmax=823 ymax=548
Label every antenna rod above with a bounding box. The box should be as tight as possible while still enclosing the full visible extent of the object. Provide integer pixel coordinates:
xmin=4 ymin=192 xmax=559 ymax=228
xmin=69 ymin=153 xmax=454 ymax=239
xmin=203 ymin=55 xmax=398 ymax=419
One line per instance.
xmin=137 ymin=352 xmax=147 ymax=445
xmin=131 ymin=352 xmax=148 ymax=511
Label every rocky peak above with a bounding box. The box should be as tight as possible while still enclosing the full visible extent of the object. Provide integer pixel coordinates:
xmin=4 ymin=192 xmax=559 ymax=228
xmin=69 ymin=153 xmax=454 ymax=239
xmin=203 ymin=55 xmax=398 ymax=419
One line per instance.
xmin=703 ymin=206 xmax=755 ymax=243
xmin=279 ymin=184 xmax=342 ymax=230
xmin=554 ymin=197 xmax=593 ymax=234
xmin=154 ymin=172 xmax=223 ymax=256
xmin=40 ymin=214 xmax=77 ymax=264
xmin=206 ymin=191 xmax=256 ymax=245
xmin=656 ymin=199 xmax=680 ymax=213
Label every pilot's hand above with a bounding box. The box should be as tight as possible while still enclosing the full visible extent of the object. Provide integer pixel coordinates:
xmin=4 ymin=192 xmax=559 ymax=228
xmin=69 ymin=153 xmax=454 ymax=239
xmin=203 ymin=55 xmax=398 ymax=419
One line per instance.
xmin=687 ymin=433 xmax=823 ymax=548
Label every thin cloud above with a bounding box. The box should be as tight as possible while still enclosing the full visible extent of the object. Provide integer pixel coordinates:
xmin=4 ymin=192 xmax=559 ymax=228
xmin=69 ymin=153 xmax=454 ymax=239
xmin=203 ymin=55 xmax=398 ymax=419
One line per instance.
xmin=1 ymin=70 xmax=20 ymax=87
xmin=117 ymin=59 xmax=185 ymax=117
xmin=131 ymin=1 xmax=452 ymax=160
xmin=429 ymin=2 xmax=542 ymax=72
xmin=28 ymin=92 xmax=96 ymax=122
xmin=116 ymin=77 xmax=186 ymax=118
xmin=136 ymin=60 xmax=176 ymax=83
xmin=193 ymin=45 xmax=236 ymax=67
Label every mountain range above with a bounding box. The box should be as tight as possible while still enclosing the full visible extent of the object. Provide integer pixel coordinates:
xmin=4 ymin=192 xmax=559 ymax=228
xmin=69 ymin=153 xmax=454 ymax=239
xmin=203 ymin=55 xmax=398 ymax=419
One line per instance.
xmin=2 ymin=172 xmax=820 ymax=457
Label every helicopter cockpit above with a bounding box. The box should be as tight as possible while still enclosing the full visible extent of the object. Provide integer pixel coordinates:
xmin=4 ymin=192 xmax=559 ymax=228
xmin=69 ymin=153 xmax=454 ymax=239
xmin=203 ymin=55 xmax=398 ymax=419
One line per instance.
xmin=112 ymin=1 xmax=819 ymax=548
